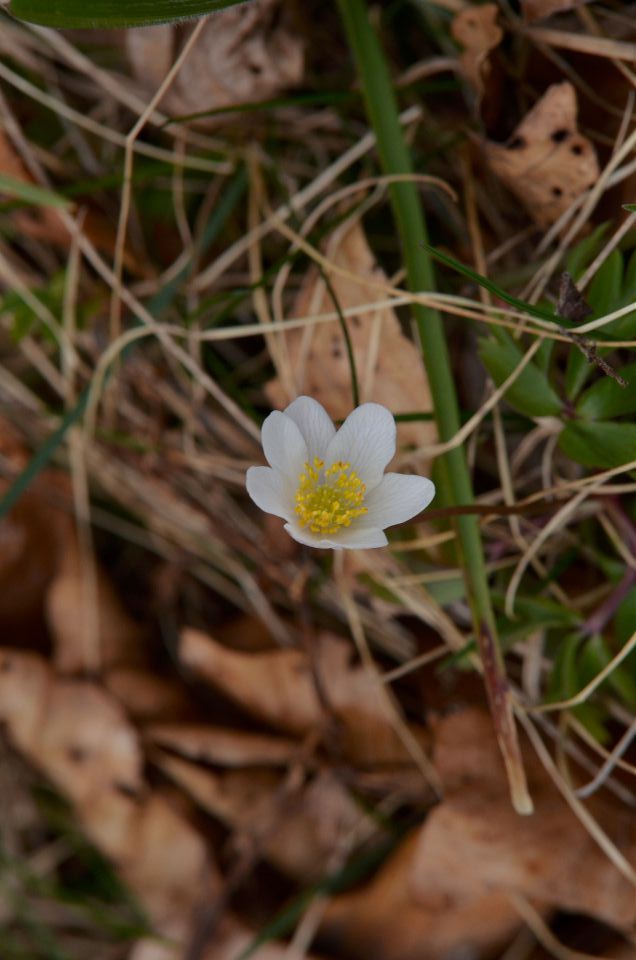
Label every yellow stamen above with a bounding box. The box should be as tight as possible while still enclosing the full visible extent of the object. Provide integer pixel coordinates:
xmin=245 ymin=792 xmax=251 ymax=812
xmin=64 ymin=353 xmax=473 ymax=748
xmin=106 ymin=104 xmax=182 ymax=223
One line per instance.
xmin=295 ymin=458 xmax=367 ymax=535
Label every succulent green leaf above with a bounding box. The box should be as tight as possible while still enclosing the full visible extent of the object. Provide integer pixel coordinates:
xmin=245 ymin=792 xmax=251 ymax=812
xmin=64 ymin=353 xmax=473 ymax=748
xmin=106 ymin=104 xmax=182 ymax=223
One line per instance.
xmin=558 ymin=420 xmax=636 ymax=469
xmin=479 ymin=338 xmax=562 ymax=417
xmin=586 ymin=249 xmax=622 ymax=318
xmin=576 ymin=363 xmax=636 ymax=420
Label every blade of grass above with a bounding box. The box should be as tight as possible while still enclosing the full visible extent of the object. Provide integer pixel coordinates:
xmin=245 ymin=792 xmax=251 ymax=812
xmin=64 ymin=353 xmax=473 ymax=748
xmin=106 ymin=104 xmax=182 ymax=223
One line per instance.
xmin=424 ymin=243 xmax=561 ymax=326
xmin=0 ymin=174 xmax=72 ymax=209
xmin=337 ymin=0 xmax=532 ymax=814
xmin=0 ymin=392 xmax=89 ymax=519
xmin=8 ymin=0 xmax=249 ymax=28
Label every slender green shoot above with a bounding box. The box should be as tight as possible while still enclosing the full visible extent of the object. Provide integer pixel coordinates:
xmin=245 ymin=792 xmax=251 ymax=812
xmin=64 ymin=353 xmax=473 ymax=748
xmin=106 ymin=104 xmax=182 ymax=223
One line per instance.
xmin=337 ymin=0 xmax=532 ymax=814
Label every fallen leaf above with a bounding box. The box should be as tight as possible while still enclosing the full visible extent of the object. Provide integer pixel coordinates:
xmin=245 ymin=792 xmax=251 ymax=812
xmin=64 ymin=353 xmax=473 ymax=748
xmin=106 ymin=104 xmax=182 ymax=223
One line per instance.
xmin=451 ymin=4 xmax=503 ymax=99
xmin=0 ymin=649 xmax=218 ymax=948
xmin=180 ymin=627 xmax=430 ymax=766
xmin=180 ymin=626 xmax=321 ymax=736
xmin=156 ymin=753 xmax=374 ymax=881
xmin=323 ymin=707 xmax=636 ymax=959
xmin=522 ymin=0 xmax=593 ymax=22
xmin=482 ymin=81 xmax=599 ymax=229
xmin=147 ymin=724 xmax=297 ymax=767
xmin=0 ymin=470 xmax=72 ymax=636
xmin=265 ymin=220 xmax=437 ymax=456
xmin=46 ymin=534 xmax=147 ymax=673
xmin=0 ymin=649 xmax=143 ymax=804
xmin=322 ymin=832 xmax=522 ymax=960
xmin=126 ymin=0 xmax=303 ymax=122
xmin=106 ymin=667 xmax=195 ymax=722
xmin=412 ymin=708 xmax=636 ymax=930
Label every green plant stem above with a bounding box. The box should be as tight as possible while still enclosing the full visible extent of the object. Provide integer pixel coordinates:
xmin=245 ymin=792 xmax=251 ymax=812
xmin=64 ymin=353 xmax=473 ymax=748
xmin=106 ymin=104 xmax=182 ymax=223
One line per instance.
xmin=337 ymin=0 xmax=532 ymax=814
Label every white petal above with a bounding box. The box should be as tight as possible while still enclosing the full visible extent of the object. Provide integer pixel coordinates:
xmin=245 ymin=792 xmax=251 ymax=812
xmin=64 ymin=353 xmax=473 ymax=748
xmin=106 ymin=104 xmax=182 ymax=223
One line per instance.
xmin=283 ymin=522 xmax=335 ymax=549
xmin=261 ymin=410 xmax=308 ymax=480
xmin=283 ymin=396 xmax=336 ymax=462
xmin=283 ymin=521 xmax=388 ymax=550
xmin=364 ymin=473 xmax=436 ymax=529
xmin=246 ymin=466 xmax=293 ymax=520
xmin=331 ymin=526 xmax=388 ymax=549
xmin=324 ymin=403 xmax=396 ymax=490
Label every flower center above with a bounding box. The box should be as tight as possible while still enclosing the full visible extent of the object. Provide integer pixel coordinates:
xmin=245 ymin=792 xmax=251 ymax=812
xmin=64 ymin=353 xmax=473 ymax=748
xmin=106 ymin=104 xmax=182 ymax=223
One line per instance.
xmin=295 ymin=458 xmax=368 ymax=535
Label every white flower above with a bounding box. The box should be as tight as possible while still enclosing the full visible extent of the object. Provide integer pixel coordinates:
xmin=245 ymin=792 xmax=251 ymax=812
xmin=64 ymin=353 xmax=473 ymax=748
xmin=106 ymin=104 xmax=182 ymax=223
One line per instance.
xmin=246 ymin=396 xmax=436 ymax=549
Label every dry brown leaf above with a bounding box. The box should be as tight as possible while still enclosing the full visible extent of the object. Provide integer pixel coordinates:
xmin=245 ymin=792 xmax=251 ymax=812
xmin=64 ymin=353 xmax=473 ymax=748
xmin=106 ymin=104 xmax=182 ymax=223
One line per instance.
xmin=265 ymin=220 xmax=437 ymax=455
xmin=323 ymin=707 xmax=636 ymax=959
xmin=0 ymin=649 xmax=143 ymax=804
xmin=147 ymin=723 xmax=297 ymax=767
xmin=451 ymin=4 xmax=503 ymax=98
xmin=0 ymin=471 xmax=73 ymax=635
xmin=180 ymin=627 xmax=430 ymax=766
xmin=522 ymin=0 xmax=593 ymax=22
xmin=180 ymin=626 xmax=322 ymax=736
xmin=0 ymin=649 xmax=218 ymax=949
xmin=411 ymin=708 xmax=636 ymax=930
xmin=126 ymin=0 xmax=303 ymax=122
xmin=322 ymin=832 xmax=522 ymax=960
xmin=106 ymin=667 xmax=194 ymax=721
xmin=482 ymin=81 xmax=599 ymax=229
xmin=156 ymin=752 xmax=373 ymax=881
xmin=46 ymin=534 xmax=146 ymax=673
xmin=0 ymin=457 xmax=147 ymax=670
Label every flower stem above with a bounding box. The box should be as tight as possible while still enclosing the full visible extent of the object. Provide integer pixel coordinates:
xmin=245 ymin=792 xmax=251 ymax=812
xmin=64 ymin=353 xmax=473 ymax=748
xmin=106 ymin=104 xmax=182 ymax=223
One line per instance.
xmin=337 ymin=0 xmax=532 ymax=814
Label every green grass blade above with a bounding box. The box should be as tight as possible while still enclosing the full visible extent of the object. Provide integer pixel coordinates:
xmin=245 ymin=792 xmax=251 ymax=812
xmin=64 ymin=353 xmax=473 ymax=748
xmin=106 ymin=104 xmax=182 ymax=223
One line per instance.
xmin=424 ymin=243 xmax=559 ymax=325
xmin=337 ymin=0 xmax=532 ymax=814
xmin=0 ymin=391 xmax=88 ymax=519
xmin=8 ymin=0 xmax=249 ymax=27
xmin=0 ymin=174 xmax=71 ymax=209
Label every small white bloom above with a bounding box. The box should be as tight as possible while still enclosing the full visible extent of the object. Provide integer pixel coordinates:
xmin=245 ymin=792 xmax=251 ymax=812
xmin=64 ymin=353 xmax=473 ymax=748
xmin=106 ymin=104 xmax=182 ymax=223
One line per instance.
xmin=246 ymin=396 xmax=436 ymax=549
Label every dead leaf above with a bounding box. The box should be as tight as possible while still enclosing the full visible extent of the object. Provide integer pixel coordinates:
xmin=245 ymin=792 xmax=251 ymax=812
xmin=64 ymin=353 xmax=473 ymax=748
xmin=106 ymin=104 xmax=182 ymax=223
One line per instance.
xmin=147 ymin=723 xmax=297 ymax=767
xmin=451 ymin=4 xmax=503 ymax=98
xmin=180 ymin=626 xmax=322 ymax=736
xmin=0 ymin=649 xmax=143 ymax=804
xmin=46 ymin=534 xmax=147 ymax=673
xmin=322 ymin=832 xmax=522 ymax=960
xmin=522 ymin=0 xmax=593 ymax=22
xmin=482 ymin=81 xmax=599 ymax=229
xmin=126 ymin=0 xmax=303 ymax=122
xmin=265 ymin=220 xmax=437 ymax=456
xmin=106 ymin=667 xmax=195 ymax=721
xmin=180 ymin=628 xmax=430 ymax=766
xmin=0 ymin=649 xmax=218 ymax=947
xmin=156 ymin=753 xmax=374 ymax=881
xmin=0 ymin=471 xmax=72 ymax=635
xmin=411 ymin=708 xmax=636 ymax=930
xmin=323 ymin=707 xmax=636 ymax=959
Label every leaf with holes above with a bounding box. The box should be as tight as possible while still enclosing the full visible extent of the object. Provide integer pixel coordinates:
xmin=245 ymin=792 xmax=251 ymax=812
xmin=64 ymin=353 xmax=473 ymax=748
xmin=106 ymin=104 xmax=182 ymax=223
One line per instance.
xmin=481 ymin=82 xmax=599 ymax=229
